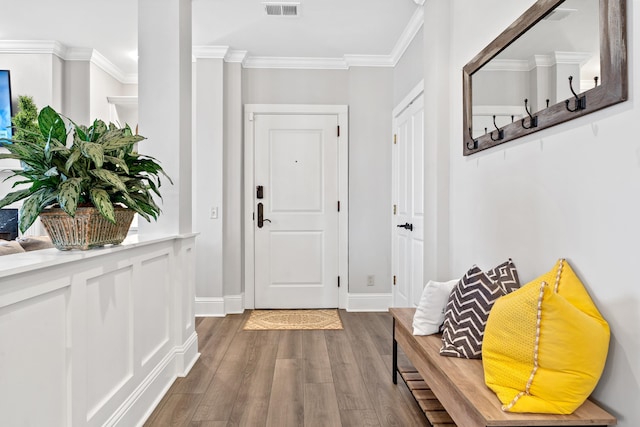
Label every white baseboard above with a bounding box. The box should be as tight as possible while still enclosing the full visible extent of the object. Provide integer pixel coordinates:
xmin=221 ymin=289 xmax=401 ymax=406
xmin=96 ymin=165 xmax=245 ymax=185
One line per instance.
xmin=346 ymin=293 xmax=392 ymax=312
xmin=195 ymin=294 xmax=245 ymax=317
xmin=224 ymin=294 xmax=245 ymax=314
xmin=107 ymin=331 xmax=200 ymax=427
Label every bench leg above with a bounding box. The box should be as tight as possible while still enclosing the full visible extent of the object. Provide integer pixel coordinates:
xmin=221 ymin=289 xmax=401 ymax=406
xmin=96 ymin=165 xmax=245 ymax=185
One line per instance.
xmin=392 ymin=317 xmax=398 ymax=384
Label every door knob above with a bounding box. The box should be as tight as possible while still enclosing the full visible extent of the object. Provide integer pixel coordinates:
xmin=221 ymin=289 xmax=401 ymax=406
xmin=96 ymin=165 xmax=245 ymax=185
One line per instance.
xmin=396 ymin=222 xmax=413 ymax=231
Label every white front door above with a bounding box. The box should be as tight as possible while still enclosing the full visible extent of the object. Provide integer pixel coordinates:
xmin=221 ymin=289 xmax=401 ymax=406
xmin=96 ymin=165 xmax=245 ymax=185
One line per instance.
xmin=392 ymin=95 xmax=425 ymax=307
xmin=253 ymin=114 xmax=340 ymax=308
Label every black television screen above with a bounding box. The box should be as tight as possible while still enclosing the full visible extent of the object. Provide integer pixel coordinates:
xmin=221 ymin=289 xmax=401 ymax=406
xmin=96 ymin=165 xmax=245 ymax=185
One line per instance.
xmin=0 ymin=70 xmax=12 ymax=143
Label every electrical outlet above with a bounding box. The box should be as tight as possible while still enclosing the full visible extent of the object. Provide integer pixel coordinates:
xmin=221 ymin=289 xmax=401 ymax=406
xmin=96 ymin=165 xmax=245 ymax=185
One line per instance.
xmin=210 ymin=207 xmax=218 ymax=219
xmin=367 ymin=275 xmax=375 ymax=286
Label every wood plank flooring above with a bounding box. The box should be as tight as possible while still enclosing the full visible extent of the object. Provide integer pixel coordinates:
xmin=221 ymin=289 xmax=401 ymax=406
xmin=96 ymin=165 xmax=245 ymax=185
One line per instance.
xmin=144 ymin=310 xmax=429 ymax=427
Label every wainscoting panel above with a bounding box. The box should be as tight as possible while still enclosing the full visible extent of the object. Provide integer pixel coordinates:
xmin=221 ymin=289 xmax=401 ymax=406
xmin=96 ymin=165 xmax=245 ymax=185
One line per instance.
xmin=0 ymin=285 xmax=70 ymax=427
xmin=86 ymin=266 xmax=135 ymax=423
xmin=138 ymin=253 xmax=171 ymax=368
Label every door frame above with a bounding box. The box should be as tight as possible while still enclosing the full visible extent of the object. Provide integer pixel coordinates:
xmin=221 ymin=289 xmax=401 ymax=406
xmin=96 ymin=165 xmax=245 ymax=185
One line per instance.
xmin=244 ymin=104 xmax=349 ymax=309
xmin=391 ymin=81 xmax=424 ymax=307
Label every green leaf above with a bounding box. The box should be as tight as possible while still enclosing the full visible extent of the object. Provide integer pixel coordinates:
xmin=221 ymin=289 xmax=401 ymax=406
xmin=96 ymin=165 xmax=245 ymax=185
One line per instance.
xmin=104 ymin=156 xmax=130 ymax=174
xmin=74 ymin=124 xmax=88 ymax=142
xmin=0 ymin=188 xmax=34 ymax=209
xmin=90 ymin=168 xmax=128 ymax=193
xmin=89 ymin=119 xmax=107 ymax=142
xmin=44 ymin=167 xmax=59 ymax=177
xmin=81 ymin=142 xmax=104 ymax=168
xmin=65 ymin=148 xmax=83 ymax=173
xmin=44 ymin=139 xmax=53 ymax=162
xmin=19 ymin=195 xmax=42 ymax=234
xmin=58 ymin=178 xmax=82 ymax=217
xmin=100 ymin=131 xmax=145 ymax=151
xmin=90 ymin=188 xmax=116 ymax=223
xmin=38 ymin=106 xmax=67 ymax=143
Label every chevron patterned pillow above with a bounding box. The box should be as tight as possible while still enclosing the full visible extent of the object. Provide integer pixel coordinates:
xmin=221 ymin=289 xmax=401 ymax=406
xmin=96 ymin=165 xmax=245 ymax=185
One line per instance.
xmin=440 ymin=262 xmax=519 ymax=359
xmin=486 ymin=258 xmax=520 ymax=293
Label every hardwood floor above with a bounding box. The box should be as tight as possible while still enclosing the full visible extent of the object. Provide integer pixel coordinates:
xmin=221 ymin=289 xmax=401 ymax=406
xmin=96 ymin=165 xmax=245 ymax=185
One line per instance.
xmin=144 ymin=311 xmax=429 ymax=427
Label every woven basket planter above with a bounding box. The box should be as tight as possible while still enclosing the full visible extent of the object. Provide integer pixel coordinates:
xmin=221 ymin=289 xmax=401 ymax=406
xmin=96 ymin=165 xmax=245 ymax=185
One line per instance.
xmin=39 ymin=206 xmax=135 ymax=250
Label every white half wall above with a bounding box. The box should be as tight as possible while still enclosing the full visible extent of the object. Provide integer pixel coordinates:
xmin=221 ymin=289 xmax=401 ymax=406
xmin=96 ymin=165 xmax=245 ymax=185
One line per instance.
xmin=0 ymin=235 xmax=198 ymax=427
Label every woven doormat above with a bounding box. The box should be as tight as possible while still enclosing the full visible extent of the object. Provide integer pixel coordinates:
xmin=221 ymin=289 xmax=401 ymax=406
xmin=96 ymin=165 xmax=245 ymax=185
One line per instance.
xmin=243 ymin=309 xmax=343 ymax=330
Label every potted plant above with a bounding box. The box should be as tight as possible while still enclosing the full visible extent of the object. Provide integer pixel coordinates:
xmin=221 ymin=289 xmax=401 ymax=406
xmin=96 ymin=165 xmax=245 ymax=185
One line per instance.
xmin=0 ymin=106 xmax=171 ymax=250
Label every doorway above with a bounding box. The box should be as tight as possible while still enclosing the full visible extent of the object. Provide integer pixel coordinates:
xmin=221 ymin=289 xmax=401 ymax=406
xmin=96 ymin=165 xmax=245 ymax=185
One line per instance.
xmin=244 ymin=105 xmax=349 ymax=309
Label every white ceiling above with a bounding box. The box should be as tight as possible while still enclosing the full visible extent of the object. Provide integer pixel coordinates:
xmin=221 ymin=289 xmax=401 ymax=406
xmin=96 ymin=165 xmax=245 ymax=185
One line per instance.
xmin=1 ymin=0 xmax=419 ymax=76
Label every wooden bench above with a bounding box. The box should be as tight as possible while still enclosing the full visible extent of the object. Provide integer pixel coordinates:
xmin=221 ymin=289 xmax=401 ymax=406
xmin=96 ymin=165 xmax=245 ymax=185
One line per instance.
xmin=390 ymin=308 xmax=617 ymax=427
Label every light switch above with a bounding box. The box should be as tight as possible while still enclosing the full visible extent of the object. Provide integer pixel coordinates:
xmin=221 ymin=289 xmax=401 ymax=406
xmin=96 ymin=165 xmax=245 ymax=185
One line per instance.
xmin=210 ymin=207 xmax=218 ymax=219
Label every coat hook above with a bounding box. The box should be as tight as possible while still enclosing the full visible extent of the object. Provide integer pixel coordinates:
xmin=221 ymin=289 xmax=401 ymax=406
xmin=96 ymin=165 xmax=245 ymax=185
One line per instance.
xmin=565 ymin=76 xmax=586 ymax=112
xmin=490 ymin=115 xmax=504 ymax=141
xmin=467 ymin=127 xmax=478 ymax=150
xmin=594 ymin=76 xmax=599 ymax=87
xmin=521 ymin=99 xmax=538 ymax=129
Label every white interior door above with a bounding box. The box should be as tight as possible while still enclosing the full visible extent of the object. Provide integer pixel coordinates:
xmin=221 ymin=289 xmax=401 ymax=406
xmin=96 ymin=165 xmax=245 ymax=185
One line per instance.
xmin=392 ymin=96 xmax=424 ymax=307
xmin=254 ymin=114 xmax=339 ymax=308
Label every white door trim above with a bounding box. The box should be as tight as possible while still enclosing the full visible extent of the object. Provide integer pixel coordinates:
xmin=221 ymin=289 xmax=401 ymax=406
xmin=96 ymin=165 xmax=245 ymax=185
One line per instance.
xmin=244 ymin=104 xmax=349 ymax=309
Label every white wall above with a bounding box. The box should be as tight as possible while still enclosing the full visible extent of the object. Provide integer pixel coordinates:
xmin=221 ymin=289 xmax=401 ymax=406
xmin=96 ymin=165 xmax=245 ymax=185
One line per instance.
xmin=424 ymin=0 xmax=639 ymax=425
xmin=0 ymin=53 xmax=62 ymax=234
xmin=243 ymin=68 xmax=349 ymax=104
xmin=348 ymin=67 xmax=394 ymax=293
xmin=242 ymin=67 xmax=394 ymax=295
xmin=64 ymin=61 xmax=91 ymax=124
xmin=90 ymin=63 xmax=128 ymax=122
xmin=393 ymin=26 xmax=424 ymax=106
xmin=1 ymin=53 xmax=58 ymax=111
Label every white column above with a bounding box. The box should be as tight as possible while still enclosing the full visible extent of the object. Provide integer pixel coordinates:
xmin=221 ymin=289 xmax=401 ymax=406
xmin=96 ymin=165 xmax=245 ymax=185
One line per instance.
xmin=223 ymin=62 xmax=244 ymax=302
xmin=137 ymin=0 xmax=192 ymax=236
xmin=193 ymin=57 xmax=225 ymax=312
xmin=423 ymin=0 xmax=451 ymax=282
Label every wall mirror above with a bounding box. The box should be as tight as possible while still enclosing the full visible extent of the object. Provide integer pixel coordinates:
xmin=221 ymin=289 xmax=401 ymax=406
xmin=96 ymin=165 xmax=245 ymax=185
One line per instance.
xmin=463 ymin=0 xmax=627 ymax=155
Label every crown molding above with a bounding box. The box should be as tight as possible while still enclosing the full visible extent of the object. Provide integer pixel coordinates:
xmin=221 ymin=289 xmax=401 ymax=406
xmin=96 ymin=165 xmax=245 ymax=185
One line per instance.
xmin=0 ymin=40 xmax=66 ymax=57
xmin=193 ymin=45 xmax=229 ymax=59
xmin=482 ymin=51 xmax=593 ymax=73
xmin=480 ymin=59 xmax=530 ymax=72
xmin=389 ymin=7 xmax=424 ymax=66
xmin=225 ymin=50 xmax=248 ymax=64
xmin=192 ymin=46 xmax=247 ymax=65
xmin=240 ymin=7 xmax=424 ymax=70
xmin=0 ymin=40 xmax=137 ymax=85
xmin=107 ymin=96 xmax=138 ymax=105
xmin=344 ymin=55 xmax=395 ymax=67
xmin=243 ymin=56 xmax=349 ymax=70
xmin=553 ymin=51 xmax=592 ymax=65
xmin=2 ymin=6 xmax=427 ymax=77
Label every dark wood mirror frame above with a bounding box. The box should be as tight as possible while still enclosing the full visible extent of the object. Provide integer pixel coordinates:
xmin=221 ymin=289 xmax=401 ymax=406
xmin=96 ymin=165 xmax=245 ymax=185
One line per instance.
xmin=463 ymin=0 xmax=627 ymax=156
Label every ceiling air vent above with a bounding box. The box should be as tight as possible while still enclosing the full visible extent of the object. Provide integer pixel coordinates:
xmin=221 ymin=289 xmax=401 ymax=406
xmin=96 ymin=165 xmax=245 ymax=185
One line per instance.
xmin=263 ymin=2 xmax=300 ymax=17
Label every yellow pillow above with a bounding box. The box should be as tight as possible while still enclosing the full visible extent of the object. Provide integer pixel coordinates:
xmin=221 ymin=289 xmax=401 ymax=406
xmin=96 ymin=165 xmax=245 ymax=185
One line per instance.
xmin=482 ymin=259 xmax=610 ymax=414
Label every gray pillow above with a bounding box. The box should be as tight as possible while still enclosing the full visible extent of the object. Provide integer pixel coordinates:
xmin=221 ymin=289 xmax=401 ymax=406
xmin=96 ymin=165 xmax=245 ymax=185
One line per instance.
xmin=17 ymin=236 xmax=55 ymax=251
xmin=0 ymin=239 xmax=27 ymax=256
